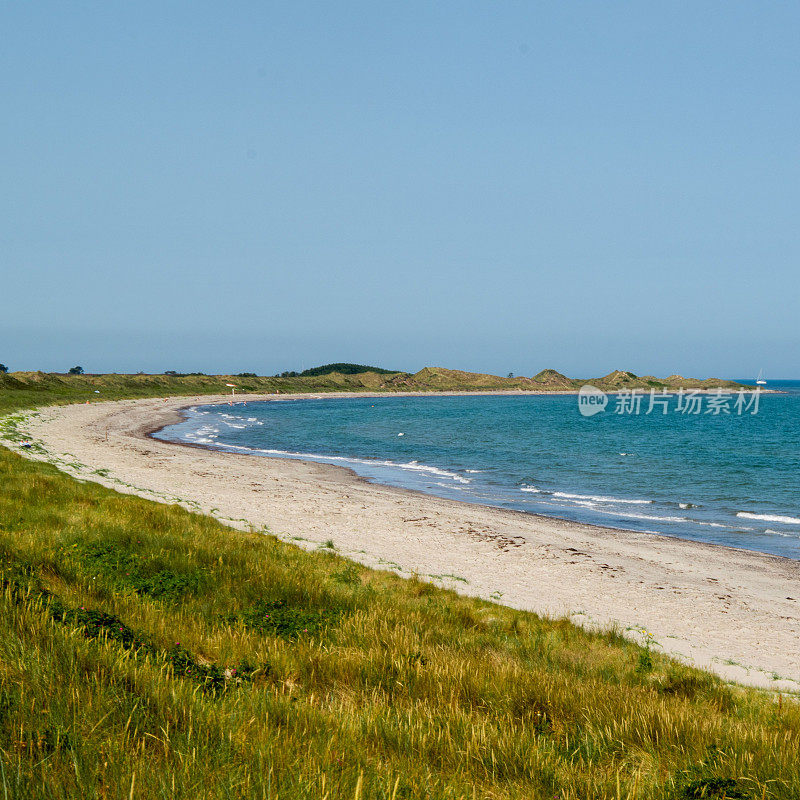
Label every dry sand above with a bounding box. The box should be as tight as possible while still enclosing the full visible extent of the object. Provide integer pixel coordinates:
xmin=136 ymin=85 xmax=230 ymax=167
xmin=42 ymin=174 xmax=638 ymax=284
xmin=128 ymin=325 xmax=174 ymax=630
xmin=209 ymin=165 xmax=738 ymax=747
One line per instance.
xmin=7 ymin=393 xmax=800 ymax=692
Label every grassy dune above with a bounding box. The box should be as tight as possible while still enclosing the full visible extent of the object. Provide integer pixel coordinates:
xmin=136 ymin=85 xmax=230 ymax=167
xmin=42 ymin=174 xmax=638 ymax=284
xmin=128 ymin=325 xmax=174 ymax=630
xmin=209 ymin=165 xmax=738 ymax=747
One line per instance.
xmin=0 ymin=379 xmax=794 ymax=799
xmin=0 ymin=367 xmax=749 ymax=417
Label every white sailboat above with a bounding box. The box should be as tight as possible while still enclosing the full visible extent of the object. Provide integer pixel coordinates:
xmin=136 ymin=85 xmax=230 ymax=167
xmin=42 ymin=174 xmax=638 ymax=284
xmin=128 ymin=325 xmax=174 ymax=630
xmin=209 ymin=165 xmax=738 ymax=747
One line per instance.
xmin=756 ymin=369 xmax=767 ymax=386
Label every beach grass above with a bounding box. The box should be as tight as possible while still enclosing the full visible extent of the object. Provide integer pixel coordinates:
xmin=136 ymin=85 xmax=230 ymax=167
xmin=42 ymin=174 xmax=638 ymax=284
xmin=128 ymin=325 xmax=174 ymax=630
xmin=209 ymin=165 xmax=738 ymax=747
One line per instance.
xmin=0 ymin=380 xmax=797 ymax=798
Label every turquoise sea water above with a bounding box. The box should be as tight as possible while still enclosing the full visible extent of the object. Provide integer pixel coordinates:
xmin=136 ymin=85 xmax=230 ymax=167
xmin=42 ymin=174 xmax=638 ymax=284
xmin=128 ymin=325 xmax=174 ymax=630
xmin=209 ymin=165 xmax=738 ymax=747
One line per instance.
xmin=155 ymin=382 xmax=800 ymax=559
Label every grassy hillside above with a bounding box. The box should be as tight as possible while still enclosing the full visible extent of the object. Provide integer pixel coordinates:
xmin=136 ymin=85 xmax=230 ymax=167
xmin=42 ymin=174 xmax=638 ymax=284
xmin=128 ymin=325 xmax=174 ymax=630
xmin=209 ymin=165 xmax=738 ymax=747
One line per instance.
xmin=1 ymin=444 xmax=799 ymax=799
xmin=0 ymin=368 xmax=751 ymax=420
xmin=408 ymin=368 xmax=747 ymax=392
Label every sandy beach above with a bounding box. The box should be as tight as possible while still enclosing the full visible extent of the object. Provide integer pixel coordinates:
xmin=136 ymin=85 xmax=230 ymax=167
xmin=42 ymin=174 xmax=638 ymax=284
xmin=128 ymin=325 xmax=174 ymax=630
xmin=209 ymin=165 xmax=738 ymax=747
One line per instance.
xmin=7 ymin=393 xmax=800 ymax=692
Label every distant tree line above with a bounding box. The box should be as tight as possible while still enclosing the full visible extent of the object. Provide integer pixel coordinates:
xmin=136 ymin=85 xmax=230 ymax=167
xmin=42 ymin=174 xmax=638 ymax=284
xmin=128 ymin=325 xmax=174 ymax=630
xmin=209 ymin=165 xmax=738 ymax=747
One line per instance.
xmin=294 ymin=363 xmax=398 ymax=377
xmin=45 ymin=365 xmax=398 ymax=379
xmin=7 ymin=366 xmax=89 ymax=375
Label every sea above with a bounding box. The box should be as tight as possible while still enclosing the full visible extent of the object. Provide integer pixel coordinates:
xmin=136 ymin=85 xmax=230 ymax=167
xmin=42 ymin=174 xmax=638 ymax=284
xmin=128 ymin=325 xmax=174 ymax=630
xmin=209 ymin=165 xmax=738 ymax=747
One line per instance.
xmin=154 ymin=381 xmax=800 ymax=559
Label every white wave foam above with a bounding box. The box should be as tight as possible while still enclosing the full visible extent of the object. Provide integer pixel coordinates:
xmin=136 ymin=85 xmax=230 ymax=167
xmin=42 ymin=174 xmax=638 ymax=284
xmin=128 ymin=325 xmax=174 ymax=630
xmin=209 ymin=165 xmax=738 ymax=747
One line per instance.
xmin=621 ymin=513 xmax=689 ymax=523
xmin=520 ymin=485 xmax=541 ymax=493
xmin=736 ymin=512 xmax=800 ymax=525
xmin=202 ymin=443 xmax=471 ymax=484
xmin=187 ymin=425 xmax=219 ymax=441
xmin=593 ymin=509 xmax=689 ymax=523
xmin=552 ymin=491 xmax=652 ymax=505
xmin=396 ymin=461 xmax=471 ymax=483
xmin=693 ymin=521 xmax=728 ymax=528
xmin=519 ymin=494 xmax=688 ymax=525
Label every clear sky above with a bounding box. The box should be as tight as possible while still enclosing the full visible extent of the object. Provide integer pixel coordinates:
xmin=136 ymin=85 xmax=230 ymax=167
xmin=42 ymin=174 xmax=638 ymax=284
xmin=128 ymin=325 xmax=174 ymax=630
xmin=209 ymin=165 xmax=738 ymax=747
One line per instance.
xmin=2 ymin=2 xmax=798 ymax=378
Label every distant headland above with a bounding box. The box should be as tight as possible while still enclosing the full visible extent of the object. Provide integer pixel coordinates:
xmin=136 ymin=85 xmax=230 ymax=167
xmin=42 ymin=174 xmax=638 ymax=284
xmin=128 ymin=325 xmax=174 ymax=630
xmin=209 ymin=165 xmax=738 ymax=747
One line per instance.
xmin=1 ymin=363 xmax=751 ymax=405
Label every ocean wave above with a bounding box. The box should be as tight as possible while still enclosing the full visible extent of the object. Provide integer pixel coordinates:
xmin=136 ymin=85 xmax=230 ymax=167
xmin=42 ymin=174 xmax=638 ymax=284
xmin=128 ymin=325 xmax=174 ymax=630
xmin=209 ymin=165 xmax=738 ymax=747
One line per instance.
xmin=593 ymin=509 xmax=689 ymax=523
xmin=552 ymin=491 xmax=653 ymax=505
xmin=396 ymin=461 xmax=471 ymax=483
xmin=521 ymin=486 xmax=655 ymax=507
xmin=736 ymin=512 xmax=800 ymax=525
xmin=200 ymin=442 xmax=472 ymax=484
xmin=520 ymin=495 xmax=689 ymax=524
xmin=186 ymin=426 xmax=219 ymax=441
xmin=692 ymin=521 xmax=729 ymax=528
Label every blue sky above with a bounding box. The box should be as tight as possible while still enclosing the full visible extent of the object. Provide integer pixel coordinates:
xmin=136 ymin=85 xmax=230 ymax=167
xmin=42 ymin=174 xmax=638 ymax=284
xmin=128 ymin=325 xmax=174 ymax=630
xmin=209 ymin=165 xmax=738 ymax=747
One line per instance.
xmin=2 ymin=2 xmax=798 ymax=378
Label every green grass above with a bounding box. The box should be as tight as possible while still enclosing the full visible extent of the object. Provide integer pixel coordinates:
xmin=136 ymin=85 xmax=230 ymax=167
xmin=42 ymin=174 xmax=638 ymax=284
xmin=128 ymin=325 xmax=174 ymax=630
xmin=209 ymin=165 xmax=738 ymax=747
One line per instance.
xmin=0 ymin=379 xmax=796 ymax=798
xmin=0 ymin=369 xmax=547 ymax=416
xmin=0 ymin=371 xmax=394 ymax=417
xmin=1 ymin=448 xmax=798 ymax=799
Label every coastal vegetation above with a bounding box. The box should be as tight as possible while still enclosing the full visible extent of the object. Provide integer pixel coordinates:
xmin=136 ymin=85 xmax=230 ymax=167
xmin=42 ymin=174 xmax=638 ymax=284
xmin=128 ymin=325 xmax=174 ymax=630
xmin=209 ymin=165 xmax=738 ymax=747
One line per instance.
xmin=0 ymin=367 xmax=749 ymax=420
xmin=0 ymin=378 xmax=791 ymax=799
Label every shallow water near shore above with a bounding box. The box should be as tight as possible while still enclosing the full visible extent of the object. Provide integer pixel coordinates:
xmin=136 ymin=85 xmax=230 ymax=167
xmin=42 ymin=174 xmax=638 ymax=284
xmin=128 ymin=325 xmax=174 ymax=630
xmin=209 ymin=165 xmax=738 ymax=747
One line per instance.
xmin=155 ymin=382 xmax=800 ymax=559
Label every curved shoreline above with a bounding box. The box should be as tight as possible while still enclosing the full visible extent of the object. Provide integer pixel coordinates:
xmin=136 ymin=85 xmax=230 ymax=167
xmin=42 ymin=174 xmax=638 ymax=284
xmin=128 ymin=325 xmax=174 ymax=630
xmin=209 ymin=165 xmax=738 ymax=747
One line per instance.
xmin=6 ymin=393 xmax=800 ymax=692
xmin=153 ymin=395 xmax=798 ymax=562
